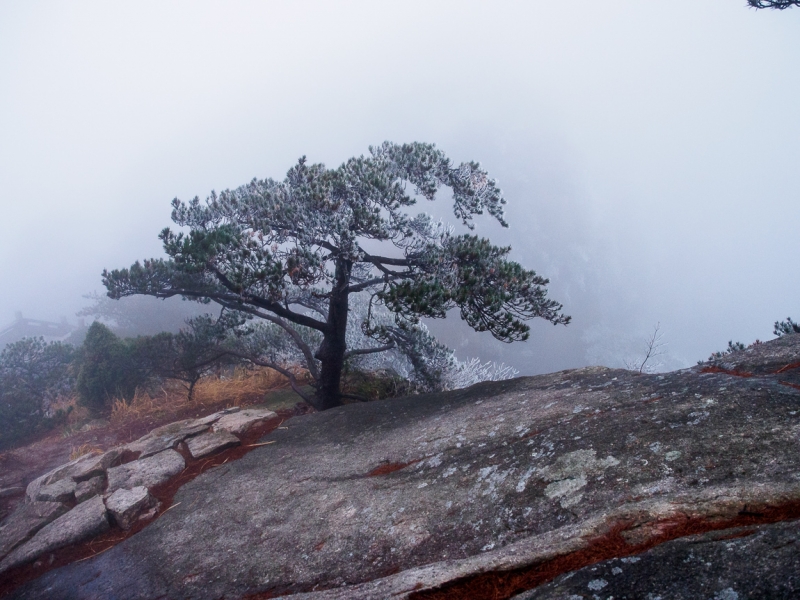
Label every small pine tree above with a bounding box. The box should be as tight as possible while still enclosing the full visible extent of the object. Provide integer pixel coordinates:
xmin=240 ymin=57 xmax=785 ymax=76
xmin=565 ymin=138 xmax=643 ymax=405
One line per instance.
xmin=774 ymin=317 xmax=800 ymax=337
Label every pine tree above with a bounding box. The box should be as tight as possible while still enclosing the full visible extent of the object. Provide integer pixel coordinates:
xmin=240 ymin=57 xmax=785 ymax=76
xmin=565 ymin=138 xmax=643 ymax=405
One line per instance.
xmin=103 ymin=142 xmax=570 ymax=410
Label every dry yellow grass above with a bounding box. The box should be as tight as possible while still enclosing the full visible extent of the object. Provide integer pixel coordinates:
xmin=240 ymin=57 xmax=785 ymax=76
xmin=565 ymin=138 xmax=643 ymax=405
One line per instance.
xmin=108 ymin=366 xmax=305 ymax=426
xmin=69 ymin=443 xmax=104 ymax=461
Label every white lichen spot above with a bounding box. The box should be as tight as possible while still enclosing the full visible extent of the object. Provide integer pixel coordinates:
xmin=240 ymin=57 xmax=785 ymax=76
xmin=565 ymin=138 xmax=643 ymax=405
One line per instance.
xmin=442 ymin=467 xmax=457 ymax=478
xmin=481 ymin=542 xmax=495 ymax=551
xmin=538 ymin=449 xmax=619 ymax=508
xmin=620 ymin=556 xmax=641 ymax=563
xmin=545 ymin=475 xmax=587 ymax=507
xmin=714 ymin=588 xmax=739 ymax=600
xmin=649 ymin=442 xmax=662 ymax=453
xmin=611 ymin=566 xmax=623 ymax=575
xmin=587 ymin=578 xmax=608 ymax=590
xmin=417 ymin=482 xmax=428 ymax=489
xmin=516 ymin=467 xmax=536 ymax=493
xmin=665 ymin=450 xmax=681 ymax=462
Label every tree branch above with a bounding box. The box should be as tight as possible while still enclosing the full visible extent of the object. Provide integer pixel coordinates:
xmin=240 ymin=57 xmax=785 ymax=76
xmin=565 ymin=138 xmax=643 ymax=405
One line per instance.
xmin=344 ymin=343 xmax=396 ymax=359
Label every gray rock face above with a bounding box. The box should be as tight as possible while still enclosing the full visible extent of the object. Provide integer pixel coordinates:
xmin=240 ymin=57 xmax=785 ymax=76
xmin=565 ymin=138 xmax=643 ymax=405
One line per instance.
xmin=0 ymin=501 xmax=68 ymax=561
xmin=212 ymin=408 xmax=277 ymax=435
xmin=105 ymin=487 xmax=157 ymax=530
xmin=33 ymin=478 xmax=76 ymax=503
xmin=186 ymin=430 xmax=241 ymax=459
xmin=25 ymin=449 xmax=120 ymax=502
xmin=123 ymin=419 xmax=211 ymax=459
xmin=0 ymin=496 xmax=109 ymax=574
xmin=8 ymin=335 xmax=800 ymax=600
xmin=514 ymin=519 xmax=800 ymax=600
xmin=74 ymin=475 xmax=105 ymax=503
xmin=106 ymin=450 xmax=185 ymax=495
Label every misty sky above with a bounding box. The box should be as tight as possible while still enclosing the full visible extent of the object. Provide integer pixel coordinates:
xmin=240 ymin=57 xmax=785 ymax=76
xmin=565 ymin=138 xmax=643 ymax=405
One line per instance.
xmin=1 ymin=1 xmax=798 ymax=374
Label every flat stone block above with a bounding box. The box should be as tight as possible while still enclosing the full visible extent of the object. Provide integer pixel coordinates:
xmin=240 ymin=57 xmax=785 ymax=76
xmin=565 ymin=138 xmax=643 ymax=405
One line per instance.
xmin=124 ymin=419 xmax=211 ymax=459
xmin=75 ymin=475 xmax=105 ymax=503
xmin=106 ymin=450 xmax=185 ymax=495
xmin=212 ymin=408 xmax=277 ymax=435
xmin=0 ymin=501 xmax=68 ymax=561
xmin=186 ymin=431 xmax=241 ymax=459
xmin=105 ymin=487 xmax=157 ymax=530
xmin=34 ymin=478 xmax=76 ymax=503
xmin=0 ymin=496 xmax=109 ymax=574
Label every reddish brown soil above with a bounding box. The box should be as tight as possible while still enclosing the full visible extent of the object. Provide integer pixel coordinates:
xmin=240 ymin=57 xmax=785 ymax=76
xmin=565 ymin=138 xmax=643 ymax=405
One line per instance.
xmin=700 ymin=365 xmax=753 ymax=377
xmin=0 ymin=405 xmax=310 ymax=598
xmin=410 ymin=502 xmax=800 ymax=600
xmin=367 ymin=459 xmax=421 ymax=477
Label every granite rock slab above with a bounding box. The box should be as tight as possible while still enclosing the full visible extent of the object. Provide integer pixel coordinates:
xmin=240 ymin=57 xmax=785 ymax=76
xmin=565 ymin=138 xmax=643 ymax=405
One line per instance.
xmin=8 ymin=335 xmax=800 ymax=600
xmin=122 ymin=419 xmax=211 ymax=459
xmin=106 ymin=450 xmax=185 ymax=495
xmin=186 ymin=430 xmax=241 ymax=459
xmin=75 ymin=475 xmax=105 ymax=503
xmin=0 ymin=501 xmax=68 ymax=561
xmin=212 ymin=408 xmax=277 ymax=435
xmin=0 ymin=496 xmax=108 ymax=574
xmin=105 ymin=487 xmax=157 ymax=530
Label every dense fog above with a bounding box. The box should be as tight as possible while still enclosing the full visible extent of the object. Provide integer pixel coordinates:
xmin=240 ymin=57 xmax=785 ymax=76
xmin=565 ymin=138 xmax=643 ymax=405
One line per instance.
xmin=1 ymin=1 xmax=798 ymax=375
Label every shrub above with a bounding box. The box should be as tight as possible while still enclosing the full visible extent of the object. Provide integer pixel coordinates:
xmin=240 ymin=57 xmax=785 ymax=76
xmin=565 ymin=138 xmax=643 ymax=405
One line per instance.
xmin=774 ymin=317 xmax=800 ymax=337
xmin=75 ymin=322 xmax=146 ymax=415
xmin=0 ymin=337 xmax=75 ymax=449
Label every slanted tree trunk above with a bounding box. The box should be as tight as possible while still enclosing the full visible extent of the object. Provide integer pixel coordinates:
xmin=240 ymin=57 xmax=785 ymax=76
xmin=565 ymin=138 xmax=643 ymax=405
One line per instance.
xmin=313 ymin=259 xmax=352 ymax=410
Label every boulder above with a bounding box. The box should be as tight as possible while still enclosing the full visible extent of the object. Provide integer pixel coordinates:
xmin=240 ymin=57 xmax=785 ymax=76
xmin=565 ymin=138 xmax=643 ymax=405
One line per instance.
xmin=74 ymin=475 xmax=105 ymax=503
xmin=0 ymin=501 xmax=68 ymax=561
xmin=0 ymin=496 xmax=109 ymax=575
xmin=186 ymin=431 xmax=241 ymax=459
xmin=105 ymin=487 xmax=157 ymax=530
xmin=25 ymin=449 xmax=121 ymax=502
xmin=212 ymin=408 xmax=277 ymax=435
xmin=34 ymin=478 xmax=76 ymax=503
xmin=8 ymin=335 xmax=800 ymax=600
xmin=122 ymin=419 xmax=210 ymax=459
xmin=106 ymin=450 xmax=185 ymax=495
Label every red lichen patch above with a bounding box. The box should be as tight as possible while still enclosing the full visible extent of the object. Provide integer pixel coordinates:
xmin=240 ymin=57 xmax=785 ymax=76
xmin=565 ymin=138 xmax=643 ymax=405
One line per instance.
xmin=700 ymin=366 xmax=753 ymax=377
xmin=367 ymin=459 xmax=421 ymax=477
xmin=0 ymin=407 xmax=302 ymax=599
xmin=779 ymin=381 xmax=800 ymax=391
xmin=410 ymin=502 xmax=800 ymax=600
xmin=775 ymin=361 xmax=800 ymax=374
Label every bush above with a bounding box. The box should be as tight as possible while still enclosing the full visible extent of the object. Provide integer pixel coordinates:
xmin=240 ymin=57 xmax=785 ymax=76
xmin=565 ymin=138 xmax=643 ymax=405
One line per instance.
xmin=0 ymin=337 xmax=75 ymax=450
xmin=774 ymin=317 xmax=800 ymax=337
xmin=75 ymin=322 xmax=146 ymax=415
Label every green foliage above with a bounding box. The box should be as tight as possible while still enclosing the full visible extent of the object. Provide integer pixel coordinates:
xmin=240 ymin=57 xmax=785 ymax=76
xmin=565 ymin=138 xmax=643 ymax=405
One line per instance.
xmin=774 ymin=317 xmax=800 ymax=337
xmin=75 ymin=322 xmax=146 ymax=415
xmin=708 ymin=340 xmax=747 ymax=361
xmin=135 ymin=314 xmax=240 ymax=399
xmin=0 ymin=338 xmax=75 ymax=450
xmin=748 ymin=0 xmax=800 ymax=8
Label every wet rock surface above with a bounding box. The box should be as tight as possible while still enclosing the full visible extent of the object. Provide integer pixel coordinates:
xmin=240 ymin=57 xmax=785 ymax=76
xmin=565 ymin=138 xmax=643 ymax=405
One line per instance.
xmin=514 ymin=519 xmax=800 ymax=600
xmin=0 ymin=501 xmax=68 ymax=561
xmin=0 ymin=496 xmax=109 ymax=574
xmin=212 ymin=407 xmax=278 ymax=435
xmin=105 ymin=487 xmax=158 ymax=530
xmin=7 ymin=335 xmax=800 ymax=599
xmin=105 ymin=449 xmax=185 ymax=495
xmin=186 ymin=430 xmax=241 ymax=459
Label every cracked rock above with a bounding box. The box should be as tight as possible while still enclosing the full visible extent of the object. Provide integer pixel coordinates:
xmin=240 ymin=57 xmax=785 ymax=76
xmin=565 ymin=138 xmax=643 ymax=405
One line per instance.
xmin=105 ymin=487 xmax=157 ymax=530
xmin=186 ymin=430 xmax=241 ymax=459
xmin=106 ymin=450 xmax=185 ymax=495
xmin=75 ymin=475 xmax=105 ymax=503
xmin=212 ymin=408 xmax=277 ymax=435
xmin=123 ymin=419 xmax=211 ymax=459
xmin=0 ymin=496 xmax=109 ymax=574
xmin=0 ymin=501 xmax=69 ymax=561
